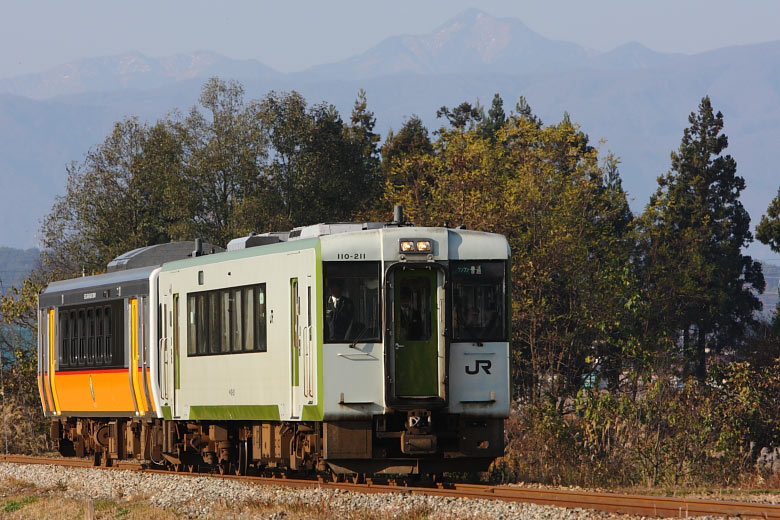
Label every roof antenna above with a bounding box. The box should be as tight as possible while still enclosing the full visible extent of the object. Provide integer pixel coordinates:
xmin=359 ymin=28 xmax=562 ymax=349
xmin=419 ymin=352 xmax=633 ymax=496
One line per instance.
xmin=393 ymin=205 xmax=404 ymax=225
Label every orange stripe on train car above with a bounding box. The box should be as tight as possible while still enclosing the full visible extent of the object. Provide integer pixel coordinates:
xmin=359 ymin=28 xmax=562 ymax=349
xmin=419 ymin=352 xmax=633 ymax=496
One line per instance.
xmin=54 ymin=370 xmax=135 ymax=412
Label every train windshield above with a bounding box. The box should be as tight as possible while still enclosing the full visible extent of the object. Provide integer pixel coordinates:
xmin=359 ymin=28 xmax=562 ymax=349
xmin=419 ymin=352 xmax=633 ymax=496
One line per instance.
xmin=452 ymin=261 xmax=507 ymax=342
xmin=323 ymin=262 xmax=381 ymax=343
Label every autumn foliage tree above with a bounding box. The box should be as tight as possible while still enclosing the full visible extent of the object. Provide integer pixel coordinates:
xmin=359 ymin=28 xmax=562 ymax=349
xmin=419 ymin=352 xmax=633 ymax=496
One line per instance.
xmin=383 ymin=98 xmax=641 ymax=402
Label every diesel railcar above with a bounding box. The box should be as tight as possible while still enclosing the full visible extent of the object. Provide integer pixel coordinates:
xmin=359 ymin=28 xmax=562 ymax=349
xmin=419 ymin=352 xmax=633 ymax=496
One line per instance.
xmin=38 ymin=210 xmax=510 ymax=475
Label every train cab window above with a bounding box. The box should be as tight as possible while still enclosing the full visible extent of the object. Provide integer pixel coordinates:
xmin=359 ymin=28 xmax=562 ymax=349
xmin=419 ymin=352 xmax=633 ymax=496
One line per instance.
xmin=452 ymin=261 xmax=507 ymax=342
xmin=323 ymin=262 xmax=380 ymax=344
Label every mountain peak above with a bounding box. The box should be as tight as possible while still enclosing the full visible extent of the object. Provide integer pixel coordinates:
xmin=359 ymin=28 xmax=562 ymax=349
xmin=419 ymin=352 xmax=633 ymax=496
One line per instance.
xmin=305 ymin=9 xmax=587 ymax=79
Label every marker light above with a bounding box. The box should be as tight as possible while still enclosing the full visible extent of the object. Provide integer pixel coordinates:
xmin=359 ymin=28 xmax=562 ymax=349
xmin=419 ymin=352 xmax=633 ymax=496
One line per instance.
xmin=416 ymin=240 xmax=432 ymax=253
xmin=400 ymin=240 xmax=416 ymax=252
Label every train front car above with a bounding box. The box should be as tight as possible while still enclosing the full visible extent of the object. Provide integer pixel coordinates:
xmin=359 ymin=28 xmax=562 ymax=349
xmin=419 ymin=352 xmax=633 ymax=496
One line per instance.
xmin=320 ymin=223 xmax=510 ymax=475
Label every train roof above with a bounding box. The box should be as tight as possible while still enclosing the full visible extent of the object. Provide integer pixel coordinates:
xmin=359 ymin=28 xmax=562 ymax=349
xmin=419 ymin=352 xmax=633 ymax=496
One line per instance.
xmin=39 ymin=265 xmax=158 ymax=308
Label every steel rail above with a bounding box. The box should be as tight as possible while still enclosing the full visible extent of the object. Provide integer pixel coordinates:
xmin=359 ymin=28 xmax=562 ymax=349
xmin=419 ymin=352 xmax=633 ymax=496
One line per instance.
xmin=1 ymin=455 xmax=778 ymax=518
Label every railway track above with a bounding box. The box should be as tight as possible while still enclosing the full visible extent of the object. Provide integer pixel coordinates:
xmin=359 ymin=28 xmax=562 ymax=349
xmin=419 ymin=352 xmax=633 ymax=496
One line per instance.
xmin=1 ymin=454 xmax=778 ymax=518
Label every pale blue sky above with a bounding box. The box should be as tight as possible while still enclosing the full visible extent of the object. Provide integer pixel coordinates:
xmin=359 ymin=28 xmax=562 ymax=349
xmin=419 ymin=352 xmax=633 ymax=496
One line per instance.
xmin=0 ymin=0 xmax=777 ymax=77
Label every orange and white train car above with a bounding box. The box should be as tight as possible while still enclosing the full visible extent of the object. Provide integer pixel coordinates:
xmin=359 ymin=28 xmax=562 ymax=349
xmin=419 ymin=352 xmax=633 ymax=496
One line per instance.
xmin=37 ymin=265 xmax=161 ymax=421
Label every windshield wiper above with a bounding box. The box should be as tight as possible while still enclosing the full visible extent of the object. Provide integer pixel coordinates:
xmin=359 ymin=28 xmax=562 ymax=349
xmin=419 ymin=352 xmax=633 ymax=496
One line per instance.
xmin=349 ymin=324 xmax=372 ymax=349
xmin=461 ymin=324 xmax=484 ymax=347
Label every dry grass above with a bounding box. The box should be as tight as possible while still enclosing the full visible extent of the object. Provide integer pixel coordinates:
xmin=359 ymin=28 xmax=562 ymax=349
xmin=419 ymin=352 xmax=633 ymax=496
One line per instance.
xmin=0 ymin=475 xmax=440 ymax=520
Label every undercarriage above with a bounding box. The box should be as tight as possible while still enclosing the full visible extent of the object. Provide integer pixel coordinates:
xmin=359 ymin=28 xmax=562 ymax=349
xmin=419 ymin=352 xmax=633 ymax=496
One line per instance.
xmin=51 ymin=412 xmax=503 ymax=476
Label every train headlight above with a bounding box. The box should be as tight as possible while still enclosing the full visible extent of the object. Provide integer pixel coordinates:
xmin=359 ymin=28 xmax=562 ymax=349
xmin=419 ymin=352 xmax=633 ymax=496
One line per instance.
xmin=399 ymin=238 xmax=433 ymax=254
xmin=415 ymin=240 xmax=432 ymax=253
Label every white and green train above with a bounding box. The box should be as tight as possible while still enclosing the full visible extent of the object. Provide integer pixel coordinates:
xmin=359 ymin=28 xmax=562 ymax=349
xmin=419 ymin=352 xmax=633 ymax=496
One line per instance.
xmin=40 ymin=208 xmax=510 ymax=475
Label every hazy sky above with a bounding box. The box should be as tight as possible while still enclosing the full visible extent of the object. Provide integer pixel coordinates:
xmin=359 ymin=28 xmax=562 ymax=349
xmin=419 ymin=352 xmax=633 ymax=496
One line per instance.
xmin=1 ymin=0 xmax=777 ymax=77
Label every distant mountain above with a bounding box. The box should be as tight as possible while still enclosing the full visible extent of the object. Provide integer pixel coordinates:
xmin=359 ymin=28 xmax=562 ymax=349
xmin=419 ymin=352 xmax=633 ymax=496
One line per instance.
xmin=0 ymin=51 xmax=280 ymax=100
xmin=0 ymin=8 xmax=779 ymax=262
xmin=303 ymin=8 xmax=592 ymax=79
xmin=0 ymin=247 xmax=39 ymax=292
xmin=588 ymin=41 xmax=684 ymax=70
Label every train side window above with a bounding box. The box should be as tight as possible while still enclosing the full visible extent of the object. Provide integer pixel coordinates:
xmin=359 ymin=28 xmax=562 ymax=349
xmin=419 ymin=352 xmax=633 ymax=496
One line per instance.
xmin=105 ymin=306 xmax=113 ymax=364
xmin=208 ymin=292 xmax=221 ymax=354
xmin=59 ymin=311 xmax=69 ymax=367
xmin=69 ymin=311 xmax=77 ymax=365
xmin=184 ymin=283 xmax=267 ymax=356
xmin=196 ymin=293 xmax=208 ymax=355
xmin=95 ymin=307 xmax=103 ymax=365
xmin=86 ymin=309 xmax=95 ymax=365
xmin=78 ymin=310 xmax=86 ymax=366
xmin=243 ymin=286 xmax=255 ymax=352
xmin=187 ymin=295 xmax=197 ymax=356
xmin=231 ymin=288 xmax=243 ymax=352
xmin=221 ymin=290 xmax=232 ymax=353
xmin=255 ymin=284 xmax=267 ymax=352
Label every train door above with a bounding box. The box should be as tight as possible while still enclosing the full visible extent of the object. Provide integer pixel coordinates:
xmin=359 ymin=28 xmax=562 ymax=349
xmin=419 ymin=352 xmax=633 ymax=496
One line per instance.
xmin=160 ymin=301 xmax=168 ymax=401
xmin=172 ymin=294 xmax=180 ymax=413
xmin=161 ymin=294 xmax=180 ymax=417
xmin=290 ymin=278 xmax=301 ymax=418
xmin=303 ymin=285 xmax=314 ymax=404
xmin=392 ymin=267 xmax=442 ymax=398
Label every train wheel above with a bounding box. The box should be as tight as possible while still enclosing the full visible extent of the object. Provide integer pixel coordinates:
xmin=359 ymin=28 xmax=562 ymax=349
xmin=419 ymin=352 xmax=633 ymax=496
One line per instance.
xmin=235 ymin=440 xmax=248 ymax=476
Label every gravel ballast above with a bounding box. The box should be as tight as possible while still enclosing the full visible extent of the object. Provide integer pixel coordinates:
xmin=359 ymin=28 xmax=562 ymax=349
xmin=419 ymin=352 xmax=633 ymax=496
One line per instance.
xmin=0 ymin=462 xmax=727 ymax=519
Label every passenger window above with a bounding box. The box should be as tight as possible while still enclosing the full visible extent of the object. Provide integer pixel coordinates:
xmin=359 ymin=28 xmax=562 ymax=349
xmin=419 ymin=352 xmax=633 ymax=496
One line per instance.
xmin=231 ymin=289 xmax=242 ymax=352
xmin=104 ymin=306 xmax=113 ymax=364
xmin=256 ymin=285 xmax=267 ymax=352
xmin=187 ymin=295 xmax=197 ymax=356
xmin=87 ymin=309 xmax=95 ymax=364
xmin=60 ymin=311 xmax=69 ymax=366
xmin=186 ymin=283 xmax=267 ymax=356
xmin=95 ymin=307 xmax=103 ymax=365
xmin=69 ymin=312 xmax=77 ymax=365
xmin=78 ymin=310 xmax=86 ymax=366
xmin=243 ymin=286 xmax=255 ymax=351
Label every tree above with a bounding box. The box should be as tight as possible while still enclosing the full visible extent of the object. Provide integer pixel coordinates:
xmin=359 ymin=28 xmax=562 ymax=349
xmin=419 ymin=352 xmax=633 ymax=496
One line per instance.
xmin=40 ymin=117 xmax=187 ymax=276
xmin=436 ymin=101 xmax=483 ymax=130
xmin=756 ymin=188 xmax=780 ymax=253
xmin=756 ymin=186 xmax=780 ymax=330
xmin=260 ymin=90 xmax=382 ymax=228
xmin=383 ymin=103 xmax=642 ymax=402
xmin=478 ymin=93 xmax=507 ymax=140
xmin=181 ymin=78 xmax=270 ymax=246
xmin=639 ymin=96 xmax=764 ymax=379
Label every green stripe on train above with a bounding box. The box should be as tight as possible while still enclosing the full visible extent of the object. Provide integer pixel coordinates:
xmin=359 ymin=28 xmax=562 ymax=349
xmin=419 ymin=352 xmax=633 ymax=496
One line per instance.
xmin=189 ymin=405 xmax=281 ymax=421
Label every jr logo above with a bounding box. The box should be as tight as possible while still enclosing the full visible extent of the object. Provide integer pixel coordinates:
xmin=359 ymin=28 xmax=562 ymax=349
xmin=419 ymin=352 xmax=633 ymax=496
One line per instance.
xmin=465 ymin=359 xmax=492 ymax=375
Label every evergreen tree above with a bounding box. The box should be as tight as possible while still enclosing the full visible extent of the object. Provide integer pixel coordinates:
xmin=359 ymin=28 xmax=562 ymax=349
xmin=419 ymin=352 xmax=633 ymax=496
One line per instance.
xmin=478 ymin=93 xmax=506 ymax=140
xmin=756 ymin=188 xmax=780 ymax=253
xmin=639 ymin=96 xmax=764 ymax=379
